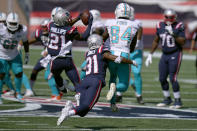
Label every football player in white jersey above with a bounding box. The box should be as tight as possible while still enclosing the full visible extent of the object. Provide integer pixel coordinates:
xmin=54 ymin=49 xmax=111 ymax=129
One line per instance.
xmin=0 ymin=12 xmax=29 ymax=103
xmin=115 ymin=6 xmax=144 ymax=104
xmin=80 ymin=9 xmax=105 ymax=80
xmin=102 ymin=3 xmax=138 ymax=111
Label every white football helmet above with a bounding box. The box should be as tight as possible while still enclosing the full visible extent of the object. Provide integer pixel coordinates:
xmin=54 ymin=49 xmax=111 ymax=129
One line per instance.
xmin=90 ymin=9 xmax=101 ymax=21
xmin=0 ymin=12 xmax=6 ymax=22
xmin=51 ymin=7 xmax=63 ymax=21
xmin=115 ymin=3 xmax=131 ymax=19
xmin=164 ymin=9 xmax=177 ymax=25
xmin=87 ymin=34 xmax=103 ymax=50
xmin=130 ymin=6 xmax=135 ymax=20
xmin=53 ymin=9 xmax=70 ymax=26
xmin=6 ymin=12 xmax=19 ymax=31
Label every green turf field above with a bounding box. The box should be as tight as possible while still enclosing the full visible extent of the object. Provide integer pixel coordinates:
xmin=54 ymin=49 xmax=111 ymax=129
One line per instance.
xmin=0 ymin=47 xmax=197 ymax=130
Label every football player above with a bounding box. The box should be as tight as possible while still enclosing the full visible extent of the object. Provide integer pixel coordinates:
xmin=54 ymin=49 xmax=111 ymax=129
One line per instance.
xmin=57 ymin=34 xmax=137 ymax=126
xmin=0 ymin=12 xmax=29 ymax=103
xmin=46 ymin=9 xmax=93 ymax=94
xmin=102 ymin=3 xmax=138 ymax=111
xmin=145 ymin=9 xmax=185 ymax=109
xmin=115 ymin=6 xmax=144 ymax=104
xmin=80 ymin=9 xmax=105 ymax=80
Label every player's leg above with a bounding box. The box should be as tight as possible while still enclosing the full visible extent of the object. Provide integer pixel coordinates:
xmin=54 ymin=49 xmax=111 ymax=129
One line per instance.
xmin=45 ymin=64 xmax=61 ymax=101
xmin=30 ymin=57 xmax=45 ymax=89
xmin=0 ymin=59 xmax=6 ymax=104
xmin=11 ymin=54 xmax=24 ymax=101
xmin=157 ymin=54 xmax=172 ymax=107
xmin=23 ymin=73 xmax=34 ymax=97
xmin=130 ymin=50 xmax=144 ymax=104
xmin=169 ymin=51 xmax=182 ymax=109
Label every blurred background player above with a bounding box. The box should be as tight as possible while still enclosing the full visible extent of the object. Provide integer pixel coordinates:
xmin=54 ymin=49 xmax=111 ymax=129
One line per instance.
xmin=0 ymin=12 xmax=29 ymax=103
xmin=57 ymin=34 xmax=137 ymax=126
xmin=80 ymin=9 xmax=105 ymax=80
xmin=46 ymin=9 xmax=93 ymax=94
xmin=102 ymin=3 xmax=138 ymax=111
xmin=145 ymin=9 xmax=185 ymax=109
xmin=116 ymin=6 xmax=144 ymax=104
xmin=189 ymin=30 xmax=197 ymax=88
xmin=0 ymin=12 xmax=6 ymax=26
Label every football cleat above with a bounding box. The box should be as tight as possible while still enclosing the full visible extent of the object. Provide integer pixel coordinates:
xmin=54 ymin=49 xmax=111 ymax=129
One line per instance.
xmin=3 ymin=90 xmax=15 ymax=96
xmin=16 ymin=93 xmax=25 ymax=103
xmin=136 ymin=96 xmax=144 ymax=104
xmin=169 ymin=98 xmax=182 ymax=109
xmin=111 ymin=103 xmax=119 ymax=112
xmin=63 ymin=80 xmax=75 ymax=92
xmin=106 ymin=83 xmax=116 ymax=101
xmin=0 ymin=97 xmax=3 ymax=104
xmin=57 ymin=100 xmax=74 ymax=126
xmin=46 ymin=95 xmax=61 ymax=102
xmin=24 ymin=89 xmax=34 ymax=97
xmin=157 ymin=97 xmax=172 ymax=107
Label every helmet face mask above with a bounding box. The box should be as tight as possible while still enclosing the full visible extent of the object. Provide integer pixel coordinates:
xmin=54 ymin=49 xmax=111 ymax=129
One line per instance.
xmin=6 ymin=12 xmax=19 ymax=31
xmin=87 ymin=34 xmax=103 ymax=50
xmin=115 ymin=3 xmax=131 ymax=19
xmin=53 ymin=9 xmax=70 ymax=27
xmin=164 ymin=9 xmax=177 ymax=25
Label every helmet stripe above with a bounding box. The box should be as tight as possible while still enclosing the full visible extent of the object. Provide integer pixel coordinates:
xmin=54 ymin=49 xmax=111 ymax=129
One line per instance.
xmin=124 ymin=3 xmax=127 ymax=15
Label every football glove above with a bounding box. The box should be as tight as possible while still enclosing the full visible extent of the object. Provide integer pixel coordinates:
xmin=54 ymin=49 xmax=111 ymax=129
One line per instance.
xmin=145 ymin=54 xmax=152 ymax=67
xmin=17 ymin=44 xmax=22 ymax=51
xmin=114 ymin=56 xmax=123 ymax=63
xmin=24 ymin=52 xmax=29 ymax=64
xmin=132 ymin=60 xmax=138 ymax=67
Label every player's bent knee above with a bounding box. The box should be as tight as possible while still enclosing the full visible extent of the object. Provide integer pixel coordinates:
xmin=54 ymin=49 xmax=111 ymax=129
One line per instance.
xmin=0 ymin=73 xmax=5 ymax=80
xmin=15 ymin=72 xmax=23 ymax=78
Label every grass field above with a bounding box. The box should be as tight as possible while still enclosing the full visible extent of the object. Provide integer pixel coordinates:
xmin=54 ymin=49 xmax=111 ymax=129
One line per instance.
xmin=0 ymin=46 xmax=197 ymax=130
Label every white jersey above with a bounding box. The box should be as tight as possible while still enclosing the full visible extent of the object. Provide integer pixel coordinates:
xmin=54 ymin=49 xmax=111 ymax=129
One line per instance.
xmin=90 ymin=20 xmax=105 ymax=34
xmin=105 ymin=18 xmax=138 ymax=54
xmin=133 ymin=19 xmax=144 ymax=50
xmin=0 ymin=24 xmax=28 ymax=60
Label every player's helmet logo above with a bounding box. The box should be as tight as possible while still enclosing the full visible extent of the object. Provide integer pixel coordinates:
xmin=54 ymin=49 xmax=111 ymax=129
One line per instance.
xmin=51 ymin=7 xmax=63 ymax=21
xmin=87 ymin=34 xmax=103 ymax=50
xmin=164 ymin=9 xmax=177 ymax=25
xmin=115 ymin=3 xmax=131 ymax=19
xmin=53 ymin=9 xmax=70 ymax=27
xmin=6 ymin=12 xmax=19 ymax=31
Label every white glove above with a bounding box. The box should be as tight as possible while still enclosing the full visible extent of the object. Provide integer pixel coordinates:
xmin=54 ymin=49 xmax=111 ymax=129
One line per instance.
xmin=24 ymin=53 xmax=29 ymax=64
xmin=17 ymin=44 xmax=22 ymax=51
xmin=165 ymin=25 xmax=173 ymax=35
xmin=145 ymin=54 xmax=152 ymax=67
xmin=132 ymin=60 xmax=138 ymax=67
xmin=114 ymin=56 xmax=123 ymax=63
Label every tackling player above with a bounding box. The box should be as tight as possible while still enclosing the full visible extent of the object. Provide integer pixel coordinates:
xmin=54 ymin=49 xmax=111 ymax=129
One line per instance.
xmin=145 ymin=9 xmax=185 ymax=109
xmin=57 ymin=34 xmax=137 ymax=126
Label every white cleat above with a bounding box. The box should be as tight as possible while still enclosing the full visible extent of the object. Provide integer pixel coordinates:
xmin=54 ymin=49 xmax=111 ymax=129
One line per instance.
xmin=57 ymin=100 xmax=74 ymax=126
xmin=24 ymin=89 xmax=34 ymax=97
xmin=106 ymin=83 xmax=116 ymax=101
xmin=4 ymin=90 xmax=15 ymax=96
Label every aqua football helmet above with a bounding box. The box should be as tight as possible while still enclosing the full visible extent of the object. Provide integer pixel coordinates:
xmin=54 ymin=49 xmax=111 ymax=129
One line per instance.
xmin=6 ymin=12 xmax=19 ymax=31
xmin=115 ymin=3 xmax=131 ymax=19
xmin=87 ymin=34 xmax=103 ymax=50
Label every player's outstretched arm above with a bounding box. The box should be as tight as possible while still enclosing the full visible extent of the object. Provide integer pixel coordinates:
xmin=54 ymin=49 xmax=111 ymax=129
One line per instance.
xmin=189 ymin=39 xmax=196 ymax=54
xmin=103 ymin=51 xmax=137 ymax=66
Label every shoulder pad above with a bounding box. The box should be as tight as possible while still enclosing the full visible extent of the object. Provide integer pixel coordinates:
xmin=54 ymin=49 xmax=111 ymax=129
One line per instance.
xmin=156 ymin=21 xmax=164 ymax=29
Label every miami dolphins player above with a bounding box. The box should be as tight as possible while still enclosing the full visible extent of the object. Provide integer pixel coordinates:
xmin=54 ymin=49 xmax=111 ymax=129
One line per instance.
xmin=116 ymin=6 xmax=144 ymax=104
xmin=103 ymin=3 xmax=138 ymax=111
xmin=0 ymin=12 xmax=29 ymax=103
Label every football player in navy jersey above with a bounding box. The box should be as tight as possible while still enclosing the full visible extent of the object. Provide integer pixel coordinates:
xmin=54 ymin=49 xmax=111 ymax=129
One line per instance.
xmin=57 ymin=34 xmax=137 ymax=126
xmin=47 ymin=9 xmax=93 ymax=93
xmin=145 ymin=9 xmax=185 ymax=109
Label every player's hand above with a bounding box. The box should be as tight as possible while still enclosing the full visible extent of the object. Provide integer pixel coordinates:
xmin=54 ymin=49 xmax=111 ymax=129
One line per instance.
xmin=132 ymin=60 xmax=138 ymax=67
xmin=165 ymin=25 xmax=173 ymax=35
xmin=24 ymin=52 xmax=29 ymax=64
xmin=145 ymin=54 xmax=152 ymax=67
xmin=17 ymin=44 xmax=22 ymax=51
xmin=114 ymin=56 xmax=123 ymax=63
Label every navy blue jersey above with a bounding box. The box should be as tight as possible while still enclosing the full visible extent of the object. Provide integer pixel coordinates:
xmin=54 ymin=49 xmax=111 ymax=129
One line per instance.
xmin=156 ymin=21 xmax=185 ymax=54
xmin=47 ymin=22 xmax=78 ymax=56
xmin=35 ymin=28 xmax=48 ymax=46
xmin=85 ymin=45 xmax=110 ymax=86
